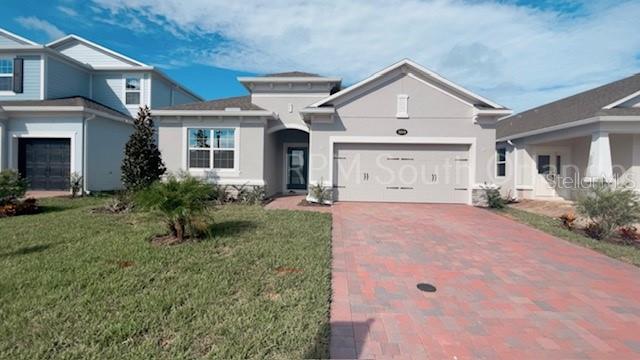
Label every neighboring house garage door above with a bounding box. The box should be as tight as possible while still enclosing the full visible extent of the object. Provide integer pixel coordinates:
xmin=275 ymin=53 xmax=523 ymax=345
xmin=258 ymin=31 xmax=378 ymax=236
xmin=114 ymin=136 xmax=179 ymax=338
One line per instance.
xmin=333 ymin=143 xmax=470 ymax=203
xmin=18 ymin=138 xmax=71 ymax=190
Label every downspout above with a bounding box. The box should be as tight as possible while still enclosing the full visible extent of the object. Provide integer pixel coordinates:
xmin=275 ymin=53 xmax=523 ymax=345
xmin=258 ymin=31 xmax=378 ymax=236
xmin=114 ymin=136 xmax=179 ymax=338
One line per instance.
xmin=82 ymin=113 xmax=96 ymax=194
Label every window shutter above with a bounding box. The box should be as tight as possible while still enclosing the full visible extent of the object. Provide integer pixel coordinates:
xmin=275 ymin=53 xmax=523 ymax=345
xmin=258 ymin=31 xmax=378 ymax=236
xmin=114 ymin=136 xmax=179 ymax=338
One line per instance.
xmin=13 ymin=58 xmax=24 ymax=94
xmin=396 ymin=94 xmax=408 ymax=118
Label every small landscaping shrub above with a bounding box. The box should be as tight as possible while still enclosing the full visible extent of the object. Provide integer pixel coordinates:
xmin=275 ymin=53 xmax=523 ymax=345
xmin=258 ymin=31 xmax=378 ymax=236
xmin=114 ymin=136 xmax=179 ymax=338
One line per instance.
xmin=576 ymin=181 xmax=640 ymax=240
xmin=584 ymin=222 xmax=607 ymax=240
xmin=0 ymin=197 xmax=38 ymax=218
xmin=237 ymin=185 xmax=266 ymax=205
xmin=210 ymin=183 xmax=230 ymax=204
xmin=0 ymin=169 xmax=28 ymax=200
xmin=309 ymin=181 xmax=332 ymax=205
xmin=70 ymin=172 xmax=83 ymax=198
xmin=135 ymin=174 xmax=214 ymax=243
xmin=619 ymin=226 xmax=640 ymax=244
xmin=480 ymin=184 xmax=504 ymax=209
xmin=0 ymin=170 xmax=37 ymax=218
xmin=559 ymin=212 xmax=577 ymax=230
xmin=96 ymin=191 xmax=135 ymax=214
xmin=226 ymin=183 xmax=266 ymax=205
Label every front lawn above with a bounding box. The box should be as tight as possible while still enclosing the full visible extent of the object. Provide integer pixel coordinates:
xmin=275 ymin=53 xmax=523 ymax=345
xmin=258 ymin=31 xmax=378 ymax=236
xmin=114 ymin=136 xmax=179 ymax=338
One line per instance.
xmin=497 ymin=207 xmax=640 ymax=267
xmin=0 ymin=197 xmax=332 ymax=359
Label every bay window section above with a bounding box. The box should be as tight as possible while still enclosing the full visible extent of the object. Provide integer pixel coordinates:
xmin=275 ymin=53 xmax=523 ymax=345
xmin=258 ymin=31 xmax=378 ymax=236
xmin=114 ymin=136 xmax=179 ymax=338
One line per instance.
xmin=188 ymin=128 xmax=236 ymax=170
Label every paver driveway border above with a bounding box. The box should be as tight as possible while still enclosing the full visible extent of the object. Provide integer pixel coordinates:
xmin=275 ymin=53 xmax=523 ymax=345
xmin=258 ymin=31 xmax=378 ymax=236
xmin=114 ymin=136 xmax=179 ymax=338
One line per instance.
xmin=329 ymin=202 xmax=640 ymax=359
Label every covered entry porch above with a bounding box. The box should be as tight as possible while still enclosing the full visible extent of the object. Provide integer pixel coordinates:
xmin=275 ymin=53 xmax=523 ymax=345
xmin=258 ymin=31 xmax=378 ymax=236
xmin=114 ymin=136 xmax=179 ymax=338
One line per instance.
xmin=263 ymin=127 xmax=310 ymax=197
xmin=507 ymin=123 xmax=640 ymax=201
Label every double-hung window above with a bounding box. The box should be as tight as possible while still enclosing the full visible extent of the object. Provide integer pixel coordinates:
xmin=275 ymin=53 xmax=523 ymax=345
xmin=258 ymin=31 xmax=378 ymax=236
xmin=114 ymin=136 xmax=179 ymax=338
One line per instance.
xmin=496 ymin=148 xmax=506 ymax=177
xmin=188 ymin=128 xmax=236 ymax=170
xmin=125 ymin=77 xmax=141 ymax=105
xmin=0 ymin=58 xmax=13 ymax=92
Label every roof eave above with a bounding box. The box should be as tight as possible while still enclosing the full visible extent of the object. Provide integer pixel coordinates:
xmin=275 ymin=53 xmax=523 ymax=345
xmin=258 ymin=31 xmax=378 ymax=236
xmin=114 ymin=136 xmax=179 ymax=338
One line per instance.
xmin=310 ymin=58 xmax=505 ymax=109
xmin=152 ymin=109 xmax=275 ymax=117
xmin=47 ymin=34 xmax=148 ymax=67
xmin=238 ymin=77 xmax=342 ymax=83
xmin=0 ymin=105 xmax=132 ymax=123
xmin=0 ymin=28 xmax=38 ymax=46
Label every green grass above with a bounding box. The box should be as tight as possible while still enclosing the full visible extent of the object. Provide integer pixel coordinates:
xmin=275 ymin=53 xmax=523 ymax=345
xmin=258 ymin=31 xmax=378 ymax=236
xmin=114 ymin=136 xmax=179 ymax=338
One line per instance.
xmin=497 ymin=207 xmax=640 ymax=267
xmin=0 ymin=197 xmax=332 ymax=359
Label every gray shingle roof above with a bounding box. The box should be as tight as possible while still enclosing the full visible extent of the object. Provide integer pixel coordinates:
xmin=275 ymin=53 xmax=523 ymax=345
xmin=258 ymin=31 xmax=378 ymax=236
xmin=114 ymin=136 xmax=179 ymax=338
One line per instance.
xmin=497 ymin=73 xmax=640 ymax=139
xmin=263 ymin=71 xmax=320 ymax=77
xmin=159 ymin=95 xmax=265 ymax=111
xmin=0 ymin=96 xmax=132 ymax=119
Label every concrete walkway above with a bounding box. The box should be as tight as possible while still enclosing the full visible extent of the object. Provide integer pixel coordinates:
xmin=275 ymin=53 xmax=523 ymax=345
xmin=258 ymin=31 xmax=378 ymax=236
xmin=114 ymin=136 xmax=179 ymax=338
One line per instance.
xmin=330 ymin=202 xmax=640 ymax=359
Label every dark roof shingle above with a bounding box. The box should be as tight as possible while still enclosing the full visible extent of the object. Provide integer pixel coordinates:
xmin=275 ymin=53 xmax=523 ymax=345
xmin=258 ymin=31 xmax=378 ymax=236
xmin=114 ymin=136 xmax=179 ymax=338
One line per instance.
xmin=0 ymin=96 xmax=131 ymax=119
xmin=159 ymin=95 xmax=265 ymax=111
xmin=497 ymin=73 xmax=640 ymax=139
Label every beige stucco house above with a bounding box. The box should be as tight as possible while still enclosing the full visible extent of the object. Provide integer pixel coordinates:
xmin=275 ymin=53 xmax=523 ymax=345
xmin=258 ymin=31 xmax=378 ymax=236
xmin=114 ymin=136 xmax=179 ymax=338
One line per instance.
xmin=153 ymin=59 xmax=511 ymax=205
xmin=497 ymin=73 xmax=640 ymax=201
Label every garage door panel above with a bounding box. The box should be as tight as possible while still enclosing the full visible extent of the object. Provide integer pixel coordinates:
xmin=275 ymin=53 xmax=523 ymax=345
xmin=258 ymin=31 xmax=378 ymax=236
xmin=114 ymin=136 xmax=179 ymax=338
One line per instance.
xmin=334 ymin=143 xmax=470 ymax=203
xmin=18 ymin=138 xmax=71 ymax=191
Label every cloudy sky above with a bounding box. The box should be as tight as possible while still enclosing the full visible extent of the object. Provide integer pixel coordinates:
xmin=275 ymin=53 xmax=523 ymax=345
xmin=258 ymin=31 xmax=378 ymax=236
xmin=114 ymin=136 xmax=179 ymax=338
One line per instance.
xmin=2 ymin=0 xmax=640 ymax=111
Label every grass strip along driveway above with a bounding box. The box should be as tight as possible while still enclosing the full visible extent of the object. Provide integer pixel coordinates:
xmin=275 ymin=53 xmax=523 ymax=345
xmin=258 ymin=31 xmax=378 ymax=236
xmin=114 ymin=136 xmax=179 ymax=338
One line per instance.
xmin=0 ymin=197 xmax=332 ymax=359
xmin=499 ymin=207 xmax=640 ymax=267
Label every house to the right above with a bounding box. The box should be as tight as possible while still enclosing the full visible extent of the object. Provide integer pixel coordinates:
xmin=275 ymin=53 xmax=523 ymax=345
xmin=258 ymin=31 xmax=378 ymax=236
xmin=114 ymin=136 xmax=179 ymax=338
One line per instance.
xmin=496 ymin=73 xmax=640 ymax=201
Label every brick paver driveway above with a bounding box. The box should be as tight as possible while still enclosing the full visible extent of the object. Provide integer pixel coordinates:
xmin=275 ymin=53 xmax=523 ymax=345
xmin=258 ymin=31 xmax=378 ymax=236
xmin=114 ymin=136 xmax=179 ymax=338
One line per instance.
xmin=330 ymin=203 xmax=640 ymax=359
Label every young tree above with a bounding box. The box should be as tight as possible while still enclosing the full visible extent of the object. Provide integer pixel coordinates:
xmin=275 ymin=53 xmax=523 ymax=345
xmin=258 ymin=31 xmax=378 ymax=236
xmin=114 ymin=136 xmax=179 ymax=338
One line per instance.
xmin=121 ymin=106 xmax=166 ymax=190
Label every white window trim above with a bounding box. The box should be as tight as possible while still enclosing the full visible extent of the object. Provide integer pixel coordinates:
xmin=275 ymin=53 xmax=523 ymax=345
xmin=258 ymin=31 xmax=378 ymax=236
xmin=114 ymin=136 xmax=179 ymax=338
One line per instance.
xmin=496 ymin=147 xmax=506 ymax=178
xmin=184 ymin=127 xmax=240 ymax=174
xmin=122 ymin=74 xmax=143 ymax=108
xmin=0 ymin=55 xmax=15 ymax=95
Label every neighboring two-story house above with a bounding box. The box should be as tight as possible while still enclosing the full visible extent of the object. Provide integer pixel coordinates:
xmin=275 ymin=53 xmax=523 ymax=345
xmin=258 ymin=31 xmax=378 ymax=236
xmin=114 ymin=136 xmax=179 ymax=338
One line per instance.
xmin=0 ymin=28 xmax=201 ymax=192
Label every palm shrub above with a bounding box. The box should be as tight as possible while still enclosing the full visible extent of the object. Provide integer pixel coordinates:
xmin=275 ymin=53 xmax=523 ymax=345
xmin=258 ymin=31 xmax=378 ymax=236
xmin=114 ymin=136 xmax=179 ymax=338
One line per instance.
xmin=576 ymin=181 xmax=640 ymax=240
xmin=310 ymin=180 xmax=332 ymax=204
xmin=135 ymin=174 xmax=214 ymax=242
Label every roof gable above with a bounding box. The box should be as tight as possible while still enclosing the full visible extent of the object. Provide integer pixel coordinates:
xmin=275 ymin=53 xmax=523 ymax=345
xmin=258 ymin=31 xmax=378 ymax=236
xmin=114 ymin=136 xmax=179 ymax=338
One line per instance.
xmin=498 ymin=73 xmax=640 ymax=139
xmin=0 ymin=28 xmax=38 ymax=46
xmin=311 ymin=59 xmax=506 ymax=109
xmin=47 ymin=35 xmax=147 ymax=68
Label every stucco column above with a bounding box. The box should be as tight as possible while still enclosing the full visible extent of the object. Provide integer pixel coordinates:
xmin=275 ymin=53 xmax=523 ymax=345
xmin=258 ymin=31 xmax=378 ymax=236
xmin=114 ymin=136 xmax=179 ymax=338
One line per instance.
xmin=632 ymin=135 xmax=640 ymax=191
xmin=585 ymin=131 xmax=613 ymax=181
xmin=0 ymin=120 xmax=5 ymax=172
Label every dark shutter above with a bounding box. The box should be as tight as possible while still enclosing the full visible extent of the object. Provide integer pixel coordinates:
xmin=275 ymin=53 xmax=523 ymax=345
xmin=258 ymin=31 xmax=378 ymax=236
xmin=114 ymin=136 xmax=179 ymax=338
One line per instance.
xmin=13 ymin=58 xmax=23 ymax=94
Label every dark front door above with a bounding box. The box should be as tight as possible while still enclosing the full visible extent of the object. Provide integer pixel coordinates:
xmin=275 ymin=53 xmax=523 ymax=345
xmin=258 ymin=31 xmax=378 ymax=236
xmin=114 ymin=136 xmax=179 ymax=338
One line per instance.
xmin=287 ymin=147 xmax=308 ymax=190
xmin=18 ymin=138 xmax=71 ymax=190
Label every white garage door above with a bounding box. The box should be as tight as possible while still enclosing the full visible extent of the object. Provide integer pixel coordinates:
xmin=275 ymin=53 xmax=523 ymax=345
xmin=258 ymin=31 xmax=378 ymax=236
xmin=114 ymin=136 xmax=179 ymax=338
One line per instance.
xmin=333 ymin=143 xmax=470 ymax=203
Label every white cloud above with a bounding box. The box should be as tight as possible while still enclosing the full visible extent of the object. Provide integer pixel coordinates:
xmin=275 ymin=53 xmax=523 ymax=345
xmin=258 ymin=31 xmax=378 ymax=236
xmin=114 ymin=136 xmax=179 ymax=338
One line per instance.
xmin=58 ymin=6 xmax=78 ymax=17
xmin=91 ymin=0 xmax=640 ymax=111
xmin=16 ymin=16 xmax=65 ymax=41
